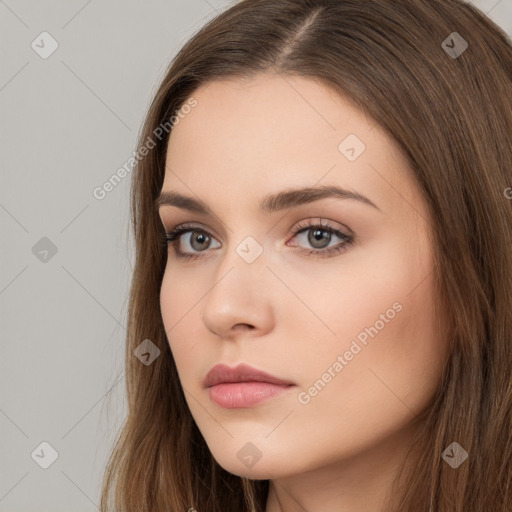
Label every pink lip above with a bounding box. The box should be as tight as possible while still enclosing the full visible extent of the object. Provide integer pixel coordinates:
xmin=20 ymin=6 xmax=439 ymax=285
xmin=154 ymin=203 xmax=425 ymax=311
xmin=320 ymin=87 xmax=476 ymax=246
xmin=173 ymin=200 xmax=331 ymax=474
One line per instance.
xmin=208 ymin=382 xmax=294 ymax=408
xmin=203 ymin=363 xmax=296 ymax=408
xmin=203 ymin=362 xmax=295 ymax=387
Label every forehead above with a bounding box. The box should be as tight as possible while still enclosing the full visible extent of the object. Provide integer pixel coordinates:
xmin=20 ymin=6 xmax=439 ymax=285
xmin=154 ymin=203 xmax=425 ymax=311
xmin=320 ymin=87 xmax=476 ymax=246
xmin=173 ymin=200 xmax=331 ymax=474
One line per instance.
xmin=166 ymin=72 xmax=376 ymax=164
xmin=162 ymin=72 xmax=418 ymax=219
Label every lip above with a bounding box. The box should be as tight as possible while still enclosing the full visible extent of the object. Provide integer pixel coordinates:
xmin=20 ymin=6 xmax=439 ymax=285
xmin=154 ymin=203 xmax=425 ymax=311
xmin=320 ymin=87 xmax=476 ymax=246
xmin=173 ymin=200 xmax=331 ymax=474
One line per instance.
xmin=208 ymin=382 xmax=294 ymax=408
xmin=203 ymin=363 xmax=296 ymax=409
xmin=203 ymin=363 xmax=295 ymax=387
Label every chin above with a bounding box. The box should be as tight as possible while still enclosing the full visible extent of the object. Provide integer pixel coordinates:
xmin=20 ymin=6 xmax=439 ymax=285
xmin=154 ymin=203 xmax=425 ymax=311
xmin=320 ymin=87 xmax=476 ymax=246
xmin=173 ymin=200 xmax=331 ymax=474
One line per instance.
xmin=209 ymin=446 xmax=300 ymax=480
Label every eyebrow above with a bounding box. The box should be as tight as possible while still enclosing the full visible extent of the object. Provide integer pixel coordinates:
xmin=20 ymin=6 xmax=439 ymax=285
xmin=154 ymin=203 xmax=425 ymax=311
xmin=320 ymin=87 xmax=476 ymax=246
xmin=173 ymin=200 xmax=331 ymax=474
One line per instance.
xmin=155 ymin=184 xmax=381 ymax=214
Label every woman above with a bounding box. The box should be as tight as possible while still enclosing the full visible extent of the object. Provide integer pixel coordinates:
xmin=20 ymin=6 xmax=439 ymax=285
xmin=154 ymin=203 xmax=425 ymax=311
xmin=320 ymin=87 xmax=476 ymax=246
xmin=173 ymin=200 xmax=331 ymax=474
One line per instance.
xmin=100 ymin=0 xmax=512 ymax=510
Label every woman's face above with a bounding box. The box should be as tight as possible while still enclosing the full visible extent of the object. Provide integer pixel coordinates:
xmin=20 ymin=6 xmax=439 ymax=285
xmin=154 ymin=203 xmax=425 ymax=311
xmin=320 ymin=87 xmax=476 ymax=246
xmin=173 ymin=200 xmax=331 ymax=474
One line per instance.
xmin=158 ymin=72 xmax=446 ymax=480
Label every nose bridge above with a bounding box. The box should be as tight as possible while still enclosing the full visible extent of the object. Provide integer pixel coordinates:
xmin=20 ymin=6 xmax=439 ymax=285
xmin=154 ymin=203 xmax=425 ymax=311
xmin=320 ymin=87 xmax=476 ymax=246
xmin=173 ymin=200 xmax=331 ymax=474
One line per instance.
xmin=216 ymin=231 xmax=269 ymax=284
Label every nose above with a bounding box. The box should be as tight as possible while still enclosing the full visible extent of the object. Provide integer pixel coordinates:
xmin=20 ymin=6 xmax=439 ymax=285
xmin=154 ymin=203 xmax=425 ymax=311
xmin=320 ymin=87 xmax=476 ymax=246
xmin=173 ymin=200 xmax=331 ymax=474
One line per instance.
xmin=201 ymin=244 xmax=275 ymax=340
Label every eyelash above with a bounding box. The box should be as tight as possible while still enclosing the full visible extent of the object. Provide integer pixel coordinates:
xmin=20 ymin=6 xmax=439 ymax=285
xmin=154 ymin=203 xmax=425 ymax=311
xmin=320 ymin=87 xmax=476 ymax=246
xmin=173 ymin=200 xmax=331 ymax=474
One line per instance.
xmin=161 ymin=218 xmax=354 ymax=261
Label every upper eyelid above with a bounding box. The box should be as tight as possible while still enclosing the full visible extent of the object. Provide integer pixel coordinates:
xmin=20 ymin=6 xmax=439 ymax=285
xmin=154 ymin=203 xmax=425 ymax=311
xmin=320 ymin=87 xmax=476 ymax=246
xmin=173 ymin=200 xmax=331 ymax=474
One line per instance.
xmin=165 ymin=220 xmax=351 ymax=243
xmin=163 ymin=218 xmax=349 ymax=233
xmin=158 ymin=201 xmax=357 ymax=236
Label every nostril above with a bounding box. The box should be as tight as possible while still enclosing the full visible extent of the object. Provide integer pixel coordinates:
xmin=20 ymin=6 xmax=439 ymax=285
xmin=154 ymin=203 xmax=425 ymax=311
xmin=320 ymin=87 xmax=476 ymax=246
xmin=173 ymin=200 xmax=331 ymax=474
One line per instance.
xmin=234 ymin=323 xmax=254 ymax=330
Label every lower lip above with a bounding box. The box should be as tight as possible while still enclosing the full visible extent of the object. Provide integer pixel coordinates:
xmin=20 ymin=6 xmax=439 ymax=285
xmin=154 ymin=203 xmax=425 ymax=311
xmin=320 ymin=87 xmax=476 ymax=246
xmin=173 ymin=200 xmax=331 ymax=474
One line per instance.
xmin=208 ymin=382 xmax=294 ymax=408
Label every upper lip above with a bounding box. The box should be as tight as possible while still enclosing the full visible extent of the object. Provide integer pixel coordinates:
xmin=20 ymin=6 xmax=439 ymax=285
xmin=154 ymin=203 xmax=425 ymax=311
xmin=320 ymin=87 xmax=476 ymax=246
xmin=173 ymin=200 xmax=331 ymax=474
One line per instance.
xmin=203 ymin=363 xmax=295 ymax=388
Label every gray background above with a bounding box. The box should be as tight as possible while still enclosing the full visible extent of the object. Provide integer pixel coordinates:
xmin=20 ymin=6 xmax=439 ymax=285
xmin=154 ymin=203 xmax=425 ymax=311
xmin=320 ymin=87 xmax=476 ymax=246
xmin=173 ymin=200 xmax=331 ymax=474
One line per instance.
xmin=1 ymin=1 xmax=510 ymax=510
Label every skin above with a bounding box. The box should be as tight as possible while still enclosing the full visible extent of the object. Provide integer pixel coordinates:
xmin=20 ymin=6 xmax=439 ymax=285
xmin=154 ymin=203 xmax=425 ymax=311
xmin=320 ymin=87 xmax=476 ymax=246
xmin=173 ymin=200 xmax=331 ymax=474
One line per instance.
xmin=158 ymin=72 xmax=447 ymax=512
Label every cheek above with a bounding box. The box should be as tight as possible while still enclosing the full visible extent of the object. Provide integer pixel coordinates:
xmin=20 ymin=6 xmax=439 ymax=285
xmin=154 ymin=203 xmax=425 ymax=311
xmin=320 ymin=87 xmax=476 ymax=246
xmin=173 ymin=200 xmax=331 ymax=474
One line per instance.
xmin=296 ymin=234 xmax=441 ymax=424
xmin=279 ymin=232 xmax=434 ymax=360
xmin=296 ymin=278 xmax=439 ymax=393
xmin=160 ymin=262 xmax=206 ymax=323
xmin=288 ymin=277 xmax=441 ymax=468
xmin=343 ymin=279 xmax=440 ymax=396
xmin=159 ymin=268 xmax=204 ymax=375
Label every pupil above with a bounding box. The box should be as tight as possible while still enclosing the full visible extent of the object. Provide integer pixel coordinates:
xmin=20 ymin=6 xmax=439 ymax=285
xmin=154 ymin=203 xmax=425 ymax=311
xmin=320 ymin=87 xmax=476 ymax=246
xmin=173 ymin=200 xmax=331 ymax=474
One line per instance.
xmin=193 ymin=232 xmax=208 ymax=249
xmin=310 ymin=228 xmax=330 ymax=248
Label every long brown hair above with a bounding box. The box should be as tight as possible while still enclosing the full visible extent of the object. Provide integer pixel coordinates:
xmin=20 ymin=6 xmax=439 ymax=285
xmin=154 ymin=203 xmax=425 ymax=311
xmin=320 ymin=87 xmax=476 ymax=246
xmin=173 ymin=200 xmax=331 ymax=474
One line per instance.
xmin=99 ymin=1 xmax=512 ymax=510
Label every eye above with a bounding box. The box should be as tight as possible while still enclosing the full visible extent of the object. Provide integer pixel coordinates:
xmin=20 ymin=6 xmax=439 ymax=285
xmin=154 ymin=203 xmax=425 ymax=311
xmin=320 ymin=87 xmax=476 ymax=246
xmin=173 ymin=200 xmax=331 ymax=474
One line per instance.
xmin=162 ymin=218 xmax=354 ymax=261
xmin=162 ymin=223 xmax=221 ymax=261
xmin=286 ymin=218 xmax=353 ymax=258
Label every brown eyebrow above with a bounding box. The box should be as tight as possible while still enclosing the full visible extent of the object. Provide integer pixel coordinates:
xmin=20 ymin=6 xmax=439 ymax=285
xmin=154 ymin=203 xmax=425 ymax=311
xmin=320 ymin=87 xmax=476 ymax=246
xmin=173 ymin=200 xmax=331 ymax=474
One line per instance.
xmin=154 ymin=184 xmax=381 ymax=214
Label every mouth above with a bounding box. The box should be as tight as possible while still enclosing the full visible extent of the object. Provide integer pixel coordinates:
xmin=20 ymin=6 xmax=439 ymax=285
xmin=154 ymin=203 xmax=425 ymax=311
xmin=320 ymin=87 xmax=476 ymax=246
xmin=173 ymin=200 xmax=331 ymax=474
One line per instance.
xmin=203 ymin=362 xmax=296 ymax=408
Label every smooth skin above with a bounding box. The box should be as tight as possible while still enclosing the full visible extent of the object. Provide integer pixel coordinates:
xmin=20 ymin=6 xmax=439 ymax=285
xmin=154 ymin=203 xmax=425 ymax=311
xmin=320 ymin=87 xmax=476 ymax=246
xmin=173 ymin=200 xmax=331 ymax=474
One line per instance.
xmin=158 ymin=72 xmax=446 ymax=512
